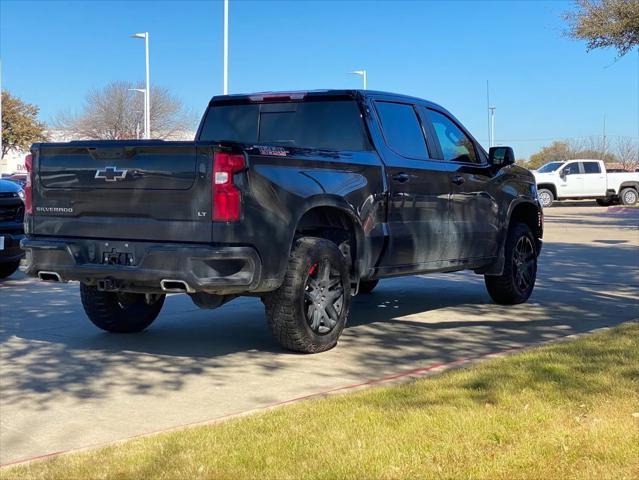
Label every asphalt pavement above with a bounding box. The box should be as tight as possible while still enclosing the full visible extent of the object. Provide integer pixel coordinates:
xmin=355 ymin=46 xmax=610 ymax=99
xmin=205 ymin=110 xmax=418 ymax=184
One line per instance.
xmin=1 ymin=204 xmax=638 ymax=465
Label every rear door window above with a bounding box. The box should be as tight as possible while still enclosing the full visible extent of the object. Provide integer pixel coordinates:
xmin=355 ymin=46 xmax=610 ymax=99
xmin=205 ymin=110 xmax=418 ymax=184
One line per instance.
xmin=428 ymin=110 xmax=478 ymax=163
xmin=199 ymin=100 xmax=371 ymax=151
xmin=582 ymin=162 xmax=601 ymax=174
xmin=374 ymin=101 xmax=429 ymax=159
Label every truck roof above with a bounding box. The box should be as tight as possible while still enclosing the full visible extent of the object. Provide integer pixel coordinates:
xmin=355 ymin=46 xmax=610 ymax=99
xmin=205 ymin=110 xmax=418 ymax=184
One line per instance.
xmin=209 ymin=89 xmax=444 ymax=110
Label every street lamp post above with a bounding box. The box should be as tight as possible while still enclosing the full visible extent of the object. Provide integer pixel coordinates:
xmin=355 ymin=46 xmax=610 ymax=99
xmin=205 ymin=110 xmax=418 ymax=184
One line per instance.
xmin=350 ymin=70 xmax=367 ymax=89
xmin=489 ymin=106 xmax=496 ymax=147
xmin=130 ymin=32 xmax=150 ymax=139
xmin=128 ymin=88 xmax=146 ymax=139
xmin=223 ymin=0 xmax=229 ymax=95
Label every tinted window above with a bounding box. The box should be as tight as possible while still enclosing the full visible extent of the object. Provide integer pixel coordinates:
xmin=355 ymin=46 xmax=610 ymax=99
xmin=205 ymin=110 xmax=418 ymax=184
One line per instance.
xmin=537 ymin=162 xmax=564 ymax=173
xmin=199 ymin=100 xmax=370 ymax=151
xmin=429 ymin=110 xmax=477 ymax=163
xmin=375 ymin=102 xmax=428 ymax=158
xmin=582 ymin=162 xmax=601 ymax=174
xmin=562 ymin=162 xmax=580 ymax=175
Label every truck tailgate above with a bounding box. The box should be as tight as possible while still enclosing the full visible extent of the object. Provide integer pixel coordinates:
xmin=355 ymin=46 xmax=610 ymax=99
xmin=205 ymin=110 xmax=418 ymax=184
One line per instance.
xmin=29 ymin=141 xmax=212 ymax=243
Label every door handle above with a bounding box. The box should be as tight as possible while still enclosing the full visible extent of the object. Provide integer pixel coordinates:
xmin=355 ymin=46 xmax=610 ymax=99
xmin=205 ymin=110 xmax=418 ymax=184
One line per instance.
xmin=393 ymin=172 xmax=410 ymax=183
xmin=451 ymin=175 xmax=465 ymax=185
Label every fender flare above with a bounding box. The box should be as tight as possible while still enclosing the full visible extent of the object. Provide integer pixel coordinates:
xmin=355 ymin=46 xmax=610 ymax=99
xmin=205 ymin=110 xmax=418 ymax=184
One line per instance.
xmin=481 ymin=198 xmax=541 ymax=276
xmin=288 ymin=195 xmax=368 ymax=281
xmin=618 ymin=181 xmax=639 ymax=193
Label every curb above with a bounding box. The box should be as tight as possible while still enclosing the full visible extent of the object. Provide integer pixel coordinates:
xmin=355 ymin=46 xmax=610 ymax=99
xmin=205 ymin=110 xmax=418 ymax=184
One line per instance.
xmin=2 ymin=319 xmax=637 ymax=469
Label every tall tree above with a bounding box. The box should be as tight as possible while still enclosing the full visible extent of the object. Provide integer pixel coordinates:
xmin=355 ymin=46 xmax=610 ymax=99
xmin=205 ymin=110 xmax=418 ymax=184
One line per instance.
xmin=527 ymin=138 xmax=617 ymax=169
xmin=564 ymin=0 xmax=639 ymax=57
xmin=1 ymin=91 xmax=48 ymax=158
xmin=615 ymin=137 xmax=639 ymax=170
xmin=527 ymin=141 xmax=574 ymax=169
xmin=55 ymin=81 xmax=196 ymax=140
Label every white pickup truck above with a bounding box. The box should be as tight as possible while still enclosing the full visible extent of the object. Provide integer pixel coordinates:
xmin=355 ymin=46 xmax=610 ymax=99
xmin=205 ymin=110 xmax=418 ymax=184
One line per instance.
xmin=533 ymin=159 xmax=639 ymax=207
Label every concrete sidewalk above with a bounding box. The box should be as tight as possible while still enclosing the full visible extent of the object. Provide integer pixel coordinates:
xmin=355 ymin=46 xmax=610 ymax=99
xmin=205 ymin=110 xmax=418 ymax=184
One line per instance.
xmin=1 ymin=205 xmax=638 ymax=465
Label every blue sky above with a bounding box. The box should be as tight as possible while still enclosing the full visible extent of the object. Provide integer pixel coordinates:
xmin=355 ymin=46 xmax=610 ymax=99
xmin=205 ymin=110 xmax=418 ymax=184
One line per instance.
xmin=1 ymin=0 xmax=636 ymax=158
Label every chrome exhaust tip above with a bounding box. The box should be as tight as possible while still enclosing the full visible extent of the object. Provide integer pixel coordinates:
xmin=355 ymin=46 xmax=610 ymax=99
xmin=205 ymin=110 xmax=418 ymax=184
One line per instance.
xmin=38 ymin=271 xmax=62 ymax=282
xmin=160 ymin=279 xmax=193 ymax=293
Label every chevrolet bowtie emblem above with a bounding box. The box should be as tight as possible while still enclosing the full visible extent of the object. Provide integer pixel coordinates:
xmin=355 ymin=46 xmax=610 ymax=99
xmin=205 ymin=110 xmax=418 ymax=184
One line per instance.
xmin=95 ymin=166 xmax=128 ymax=182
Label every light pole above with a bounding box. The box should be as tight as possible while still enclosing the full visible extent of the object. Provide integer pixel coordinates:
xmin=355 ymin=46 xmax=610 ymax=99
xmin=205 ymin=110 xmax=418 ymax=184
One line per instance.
xmin=350 ymin=70 xmax=367 ymax=89
xmin=128 ymin=88 xmax=146 ymax=139
xmin=223 ymin=0 xmax=229 ymax=95
xmin=130 ymin=32 xmax=150 ymax=139
xmin=489 ymin=106 xmax=496 ymax=147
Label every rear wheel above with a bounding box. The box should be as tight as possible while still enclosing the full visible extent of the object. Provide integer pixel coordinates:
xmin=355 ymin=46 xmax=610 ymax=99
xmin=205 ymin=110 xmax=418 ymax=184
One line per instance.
xmin=620 ymin=187 xmax=638 ymax=206
xmin=264 ymin=237 xmax=351 ymax=353
xmin=358 ymin=279 xmax=379 ymax=294
xmin=538 ymin=189 xmax=554 ymax=208
xmin=484 ymin=223 xmax=537 ymax=305
xmin=80 ymin=284 xmax=165 ymax=333
xmin=0 ymin=261 xmax=20 ymax=279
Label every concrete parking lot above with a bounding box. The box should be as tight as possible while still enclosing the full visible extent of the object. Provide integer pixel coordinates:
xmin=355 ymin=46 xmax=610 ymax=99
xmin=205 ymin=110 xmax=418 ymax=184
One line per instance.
xmin=1 ymin=204 xmax=638 ymax=465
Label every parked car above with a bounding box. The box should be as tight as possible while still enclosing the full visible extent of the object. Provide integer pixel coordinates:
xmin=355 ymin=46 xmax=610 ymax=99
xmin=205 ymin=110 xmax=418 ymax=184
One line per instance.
xmin=22 ymin=90 xmax=543 ymax=353
xmin=0 ymin=179 xmax=25 ymax=278
xmin=4 ymin=173 xmax=27 ymax=188
xmin=533 ymin=159 xmax=639 ymax=207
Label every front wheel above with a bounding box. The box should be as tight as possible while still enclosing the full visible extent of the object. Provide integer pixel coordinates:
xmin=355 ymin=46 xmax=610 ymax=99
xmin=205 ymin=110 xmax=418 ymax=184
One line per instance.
xmin=485 ymin=223 xmax=537 ymax=305
xmin=537 ymin=188 xmax=554 ymax=208
xmin=620 ymin=188 xmax=638 ymax=206
xmin=264 ymin=237 xmax=351 ymax=353
xmin=80 ymin=284 xmax=165 ymax=333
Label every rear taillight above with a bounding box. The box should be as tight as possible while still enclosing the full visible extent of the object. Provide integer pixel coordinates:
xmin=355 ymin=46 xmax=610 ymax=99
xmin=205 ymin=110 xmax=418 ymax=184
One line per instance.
xmin=24 ymin=154 xmax=33 ymax=214
xmin=212 ymin=151 xmax=245 ymax=222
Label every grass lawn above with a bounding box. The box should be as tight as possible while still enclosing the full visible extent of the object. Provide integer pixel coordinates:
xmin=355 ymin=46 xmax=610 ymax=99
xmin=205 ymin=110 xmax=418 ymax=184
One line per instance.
xmin=3 ymin=322 xmax=638 ymax=480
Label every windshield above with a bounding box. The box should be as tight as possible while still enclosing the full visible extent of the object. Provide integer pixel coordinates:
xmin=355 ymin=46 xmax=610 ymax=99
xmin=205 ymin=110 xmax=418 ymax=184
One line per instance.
xmin=537 ymin=161 xmax=564 ymax=173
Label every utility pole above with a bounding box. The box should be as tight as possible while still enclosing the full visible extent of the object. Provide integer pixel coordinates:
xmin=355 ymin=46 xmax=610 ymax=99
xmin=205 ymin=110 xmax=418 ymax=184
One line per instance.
xmin=223 ymin=0 xmax=229 ymax=95
xmin=489 ymin=106 xmax=496 ymax=147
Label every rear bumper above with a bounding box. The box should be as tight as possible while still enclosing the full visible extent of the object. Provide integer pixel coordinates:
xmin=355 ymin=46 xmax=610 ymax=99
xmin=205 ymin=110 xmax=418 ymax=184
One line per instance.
xmin=21 ymin=237 xmax=261 ymax=294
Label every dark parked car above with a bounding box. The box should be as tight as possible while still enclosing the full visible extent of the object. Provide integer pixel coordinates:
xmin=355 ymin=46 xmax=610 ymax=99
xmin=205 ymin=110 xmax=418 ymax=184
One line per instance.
xmin=23 ymin=90 xmax=543 ymax=352
xmin=0 ymin=179 xmax=25 ymax=278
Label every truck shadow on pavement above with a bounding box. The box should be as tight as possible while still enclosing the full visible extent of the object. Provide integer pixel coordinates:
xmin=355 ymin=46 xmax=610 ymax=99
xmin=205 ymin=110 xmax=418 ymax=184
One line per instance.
xmin=0 ymin=239 xmax=637 ymax=411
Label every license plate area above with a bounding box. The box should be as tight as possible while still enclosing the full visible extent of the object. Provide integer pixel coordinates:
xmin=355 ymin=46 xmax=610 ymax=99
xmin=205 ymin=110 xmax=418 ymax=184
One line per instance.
xmin=94 ymin=242 xmax=136 ymax=266
xmin=102 ymin=249 xmax=134 ymax=266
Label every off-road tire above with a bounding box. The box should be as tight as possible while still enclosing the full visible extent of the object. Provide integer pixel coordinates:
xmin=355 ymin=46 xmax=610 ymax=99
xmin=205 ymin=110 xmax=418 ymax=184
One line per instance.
xmin=484 ymin=222 xmax=537 ymax=305
xmin=0 ymin=261 xmax=20 ymax=279
xmin=264 ymin=237 xmax=351 ymax=353
xmin=620 ymin=187 xmax=638 ymax=206
xmin=80 ymin=284 xmax=165 ymax=333
xmin=358 ymin=279 xmax=379 ymax=294
xmin=538 ymin=188 xmax=554 ymax=208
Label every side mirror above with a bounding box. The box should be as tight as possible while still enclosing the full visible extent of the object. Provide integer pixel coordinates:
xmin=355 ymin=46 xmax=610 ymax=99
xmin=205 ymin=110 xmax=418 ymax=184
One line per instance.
xmin=488 ymin=146 xmax=515 ymax=167
xmin=559 ymin=169 xmax=567 ymax=179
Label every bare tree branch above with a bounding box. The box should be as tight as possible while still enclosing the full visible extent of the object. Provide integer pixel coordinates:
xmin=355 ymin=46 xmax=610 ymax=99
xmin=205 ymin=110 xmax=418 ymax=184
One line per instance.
xmin=564 ymin=0 xmax=639 ymax=57
xmin=54 ymin=81 xmax=197 ymax=140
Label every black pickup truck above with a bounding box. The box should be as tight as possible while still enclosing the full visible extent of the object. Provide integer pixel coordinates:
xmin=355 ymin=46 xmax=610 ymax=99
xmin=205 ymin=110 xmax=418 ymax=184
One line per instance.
xmin=23 ymin=90 xmax=542 ymax=353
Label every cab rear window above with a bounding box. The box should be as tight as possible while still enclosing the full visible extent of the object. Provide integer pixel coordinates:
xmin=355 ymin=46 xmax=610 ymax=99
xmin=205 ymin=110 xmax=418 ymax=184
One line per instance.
xmin=199 ymin=100 xmax=371 ymax=151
